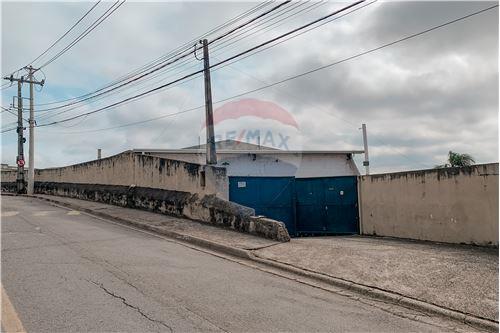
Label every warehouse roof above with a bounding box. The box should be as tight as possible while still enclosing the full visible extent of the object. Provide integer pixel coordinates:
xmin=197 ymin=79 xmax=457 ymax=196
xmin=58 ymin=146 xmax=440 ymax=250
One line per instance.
xmin=133 ymin=140 xmax=364 ymax=155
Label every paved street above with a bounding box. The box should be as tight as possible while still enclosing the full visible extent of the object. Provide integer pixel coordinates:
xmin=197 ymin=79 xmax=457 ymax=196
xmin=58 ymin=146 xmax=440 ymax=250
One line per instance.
xmin=0 ymin=196 xmax=482 ymax=332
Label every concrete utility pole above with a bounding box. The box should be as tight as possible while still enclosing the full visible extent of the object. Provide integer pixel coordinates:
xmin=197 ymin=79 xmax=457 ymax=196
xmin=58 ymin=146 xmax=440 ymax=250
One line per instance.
xmin=362 ymin=123 xmax=370 ymax=175
xmin=16 ymin=83 xmax=26 ymax=193
xmin=5 ymin=68 xmax=44 ymax=194
xmin=26 ymin=66 xmax=44 ymax=195
xmin=201 ymin=39 xmax=217 ymax=165
xmin=3 ymin=75 xmax=28 ymax=193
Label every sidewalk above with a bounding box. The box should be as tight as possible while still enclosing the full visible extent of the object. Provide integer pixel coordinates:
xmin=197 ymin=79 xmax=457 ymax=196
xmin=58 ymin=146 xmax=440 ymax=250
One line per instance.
xmin=254 ymin=236 xmax=498 ymax=322
xmin=30 ymin=194 xmax=498 ymax=327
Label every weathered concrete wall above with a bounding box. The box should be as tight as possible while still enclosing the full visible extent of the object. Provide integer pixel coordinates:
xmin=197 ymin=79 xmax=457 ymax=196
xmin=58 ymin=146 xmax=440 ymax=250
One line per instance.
xmin=1 ymin=181 xmax=290 ymax=242
xmin=1 ymin=170 xmax=17 ymax=183
xmin=26 ymin=152 xmax=228 ymax=199
xmin=359 ymin=163 xmax=499 ymax=246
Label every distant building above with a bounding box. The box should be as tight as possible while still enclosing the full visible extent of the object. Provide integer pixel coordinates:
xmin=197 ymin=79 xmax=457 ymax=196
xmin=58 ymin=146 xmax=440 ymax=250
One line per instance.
xmin=134 ymin=139 xmax=362 ymax=178
xmin=1 ymin=163 xmax=17 ymax=171
xmin=133 ymin=140 xmax=364 ymax=236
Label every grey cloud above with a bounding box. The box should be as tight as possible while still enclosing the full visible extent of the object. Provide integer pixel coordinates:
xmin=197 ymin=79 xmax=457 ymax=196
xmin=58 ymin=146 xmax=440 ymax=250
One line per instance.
xmin=1 ymin=1 xmax=497 ymax=171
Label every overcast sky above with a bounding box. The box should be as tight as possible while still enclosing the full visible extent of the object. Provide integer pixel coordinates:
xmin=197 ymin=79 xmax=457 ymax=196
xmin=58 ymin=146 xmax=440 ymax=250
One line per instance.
xmin=1 ymin=1 xmax=498 ymax=173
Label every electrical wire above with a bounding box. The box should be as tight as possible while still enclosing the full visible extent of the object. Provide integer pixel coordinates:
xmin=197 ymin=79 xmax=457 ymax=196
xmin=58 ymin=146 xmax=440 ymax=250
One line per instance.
xmin=31 ymin=1 xmax=275 ymax=107
xmin=32 ymin=1 xmax=320 ymax=120
xmin=29 ymin=1 xmax=102 ymax=66
xmin=1 ymin=106 xmax=29 ymax=123
xmin=38 ymin=1 xmax=125 ymax=69
xmin=32 ymin=3 xmax=498 ymax=138
xmin=33 ymin=1 xmax=288 ymax=114
xmin=210 ymin=0 xmax=366 ymax=70
xmin=33 ymin=1 xmax=364 ymax=125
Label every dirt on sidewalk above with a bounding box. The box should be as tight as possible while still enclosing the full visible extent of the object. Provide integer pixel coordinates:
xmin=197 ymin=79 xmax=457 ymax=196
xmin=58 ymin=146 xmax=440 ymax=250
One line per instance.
xmin=254 ymin=236 xmax=498 ymax=322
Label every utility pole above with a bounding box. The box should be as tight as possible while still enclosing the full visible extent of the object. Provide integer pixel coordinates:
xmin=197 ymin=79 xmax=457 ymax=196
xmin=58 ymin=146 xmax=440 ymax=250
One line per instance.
xmin=201 ymin=39 xmax=217 ymax=165
xmin=362 ymin=123 xmax=370 ymax=175
xmin=15 ymin=82 xmax=26 ymax=193
xmin=3 ymin=75 xmax=27 ymax=193
xmin=25 ymin=65 xmax=44 ymax=195
xmin=4 ymin=68 xmax=44 ymax=194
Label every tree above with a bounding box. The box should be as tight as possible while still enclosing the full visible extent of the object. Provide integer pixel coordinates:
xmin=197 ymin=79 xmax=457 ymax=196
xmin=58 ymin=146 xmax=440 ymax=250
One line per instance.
xmin=435 ymin=151 xmax=475 ymax=168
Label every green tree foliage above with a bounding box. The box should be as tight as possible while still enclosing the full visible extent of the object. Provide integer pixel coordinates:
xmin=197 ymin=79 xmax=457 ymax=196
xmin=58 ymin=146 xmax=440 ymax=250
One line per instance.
xmin=435 ymin=151 xmax=475 ymax=168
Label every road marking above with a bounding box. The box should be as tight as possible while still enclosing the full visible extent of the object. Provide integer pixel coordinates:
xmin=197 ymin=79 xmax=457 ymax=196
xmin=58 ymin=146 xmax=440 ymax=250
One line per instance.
xmin=1 ymin=283 xmax=26 ymax=333
xmin=1 ymin=211 xmax=19 ymax=217
xmin=32 ymin=211 xmax=54 ymax=217
xmin=67 ymin=211 xmax=80 ymax=216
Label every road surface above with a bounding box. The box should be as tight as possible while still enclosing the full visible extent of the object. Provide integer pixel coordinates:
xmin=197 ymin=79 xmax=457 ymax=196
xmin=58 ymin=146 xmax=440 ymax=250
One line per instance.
xmin=1 ymin=195 xmax=476 ymax=332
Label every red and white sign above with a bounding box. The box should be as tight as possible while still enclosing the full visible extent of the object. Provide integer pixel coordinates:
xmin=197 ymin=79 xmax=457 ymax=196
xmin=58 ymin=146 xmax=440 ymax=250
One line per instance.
xmin=17 ymin=159 xmax=25 ymax=167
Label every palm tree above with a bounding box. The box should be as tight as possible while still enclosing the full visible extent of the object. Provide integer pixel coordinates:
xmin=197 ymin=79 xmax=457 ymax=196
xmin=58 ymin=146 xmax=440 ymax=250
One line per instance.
xmin=435 ymin=151 xmax=475 ymax=168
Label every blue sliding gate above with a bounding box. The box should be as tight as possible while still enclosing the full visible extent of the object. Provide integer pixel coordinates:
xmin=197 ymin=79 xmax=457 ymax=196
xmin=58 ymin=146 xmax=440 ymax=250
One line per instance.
xmin=295 ymin=176 xmax=359 ymax=234
xmin=229 ymin=177 xmax=296 ymax=235
xmin=229 ymin=176 xmax=359 ymax=236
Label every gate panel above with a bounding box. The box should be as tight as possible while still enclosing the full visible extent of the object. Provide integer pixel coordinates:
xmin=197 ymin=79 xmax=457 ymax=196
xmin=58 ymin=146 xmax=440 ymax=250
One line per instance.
xmin=296 ymin=176 xmax=359 ymax=234
xmin=295 ymin=178 xmax=325 ymax=233
xmin=229 ymin=177 xmax=296 ymax=235
xmin=323 ymin=177 xmax=359 ymax=234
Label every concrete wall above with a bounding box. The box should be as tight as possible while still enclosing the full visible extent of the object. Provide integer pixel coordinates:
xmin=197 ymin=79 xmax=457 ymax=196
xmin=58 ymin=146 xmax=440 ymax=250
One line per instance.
xmin=359 ymin=163 xmax=499 ymax=246
xmin=147 ymin=152 xmax=360 ymax=178
xmin=9 ymin=152 xmax=229 ymax=199
xmin=1 ymin=170 xmax=16 ymax=183
xmin=1 ymin=181 xmax=290 ymax=242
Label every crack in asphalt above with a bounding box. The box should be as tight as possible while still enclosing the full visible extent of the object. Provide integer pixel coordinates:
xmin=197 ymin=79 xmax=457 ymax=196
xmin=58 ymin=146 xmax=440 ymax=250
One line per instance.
xmin=88 ymin=279 xmax=174 ymax=333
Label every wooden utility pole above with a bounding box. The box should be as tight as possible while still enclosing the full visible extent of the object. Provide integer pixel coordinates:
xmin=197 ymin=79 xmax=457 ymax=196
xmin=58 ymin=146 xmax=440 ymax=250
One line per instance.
xmin=201 ymin=39 xmax=217 ymax=165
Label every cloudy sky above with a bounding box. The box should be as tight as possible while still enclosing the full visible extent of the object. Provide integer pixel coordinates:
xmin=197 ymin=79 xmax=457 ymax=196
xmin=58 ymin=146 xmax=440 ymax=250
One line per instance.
xmin=1 ymin=1 xmax=498 ymax=174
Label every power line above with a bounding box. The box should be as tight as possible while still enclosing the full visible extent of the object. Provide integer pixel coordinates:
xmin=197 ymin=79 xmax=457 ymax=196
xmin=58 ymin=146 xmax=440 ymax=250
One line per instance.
xmin=38 ymin=1 xmax=125 ymax=69
xmin=1 ymin=106 xmax=29 ymax=123
xmin=32 ymin=1 xmax=366 ymax=126
xmin=36 ymin=69 xmax=204 ymax=127
xmin=29 ymin=1 xmax=102 ymax=66
xmin=37 ymin=3 xmax=498 ymax=138
xmin=31 ymin=0 xmax=351 ymax=122
xmin=208 ymin=1 xmax=292 ymax=45
xmin=210 ymin=0 xmax=366 ymax=69
xmin=35 ymin=46 xmax=195 ymax=115
xmin=30 ymin=5 xmax=307 ymax=125
xmin=33 ymin=1 xmax=292 ymax=115
xmin=30 ymin=1 xmax=276 ymax=108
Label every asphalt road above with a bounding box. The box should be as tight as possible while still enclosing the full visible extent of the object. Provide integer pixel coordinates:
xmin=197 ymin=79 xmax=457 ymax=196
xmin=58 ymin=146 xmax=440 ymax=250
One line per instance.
xmin=0 ymin=195 xmax=476 ymax=332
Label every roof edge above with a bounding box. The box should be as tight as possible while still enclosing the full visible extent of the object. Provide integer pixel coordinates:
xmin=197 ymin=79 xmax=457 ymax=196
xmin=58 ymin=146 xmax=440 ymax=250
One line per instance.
xmin=132 ymin=149 xmax=365 ymax=155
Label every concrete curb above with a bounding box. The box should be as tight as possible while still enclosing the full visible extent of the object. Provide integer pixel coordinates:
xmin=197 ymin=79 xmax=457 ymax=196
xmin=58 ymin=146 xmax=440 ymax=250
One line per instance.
xmin=32 ymin=195 xmax=253 ymax=261
xmin=30 ymin=194 xmax=498 ymax=332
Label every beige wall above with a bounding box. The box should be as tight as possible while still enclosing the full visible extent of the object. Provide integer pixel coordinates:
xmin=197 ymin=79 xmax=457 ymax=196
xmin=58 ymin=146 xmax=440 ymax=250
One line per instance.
xmin=2 ymin=152 xmax=228 ymax=199
xmin=1 ymin=170 xmax=17 ymax=183
xmin=359 ymin=163 xmax=499 ymax=246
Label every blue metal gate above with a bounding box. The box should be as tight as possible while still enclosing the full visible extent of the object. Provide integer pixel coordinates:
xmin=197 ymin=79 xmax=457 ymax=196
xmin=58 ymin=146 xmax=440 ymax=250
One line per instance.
xmin=295 ymin=176 xmax=359 ymax=234
xmin=229 ymin=177 xmax=296 ymax=235
xmin=229 ymin=176 xmax=359 ymax=236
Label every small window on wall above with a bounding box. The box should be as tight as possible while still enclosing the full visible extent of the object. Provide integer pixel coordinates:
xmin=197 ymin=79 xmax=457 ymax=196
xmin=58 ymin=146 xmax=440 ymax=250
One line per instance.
xmin=200 ymin=170 xmax=206 ymax=187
